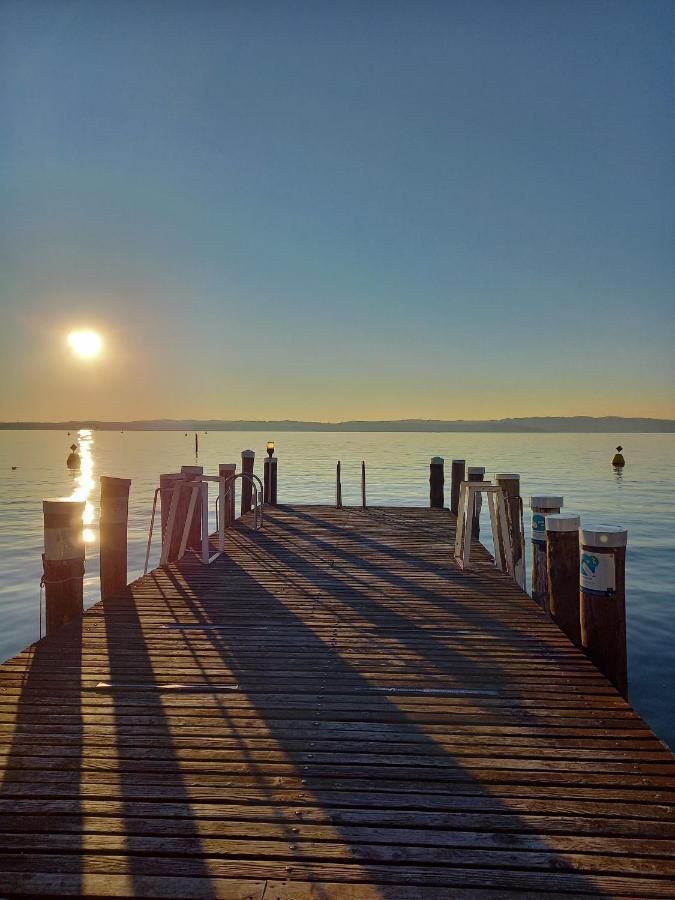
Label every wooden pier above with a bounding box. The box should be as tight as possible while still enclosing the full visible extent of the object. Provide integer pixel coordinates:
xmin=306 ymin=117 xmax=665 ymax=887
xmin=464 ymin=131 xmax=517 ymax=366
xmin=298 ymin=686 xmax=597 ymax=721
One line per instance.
xmin=1 ymin=504 xmax=674 ymax=897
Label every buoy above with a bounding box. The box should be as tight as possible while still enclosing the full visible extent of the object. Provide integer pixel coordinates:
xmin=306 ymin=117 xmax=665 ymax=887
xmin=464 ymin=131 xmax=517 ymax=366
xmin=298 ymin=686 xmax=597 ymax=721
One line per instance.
xmin=11 ymin=466 xmax=17 ymax=470
xmin=66 ymin=443 xmax=81 ymax=470
xmin=612 ymin=445 xmax=625 ymax=467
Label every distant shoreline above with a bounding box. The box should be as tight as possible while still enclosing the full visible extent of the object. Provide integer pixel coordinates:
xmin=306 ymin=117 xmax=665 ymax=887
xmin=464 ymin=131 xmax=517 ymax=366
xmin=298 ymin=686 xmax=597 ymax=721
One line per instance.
xmin=1 ymin=416 xmax=673 ymax=433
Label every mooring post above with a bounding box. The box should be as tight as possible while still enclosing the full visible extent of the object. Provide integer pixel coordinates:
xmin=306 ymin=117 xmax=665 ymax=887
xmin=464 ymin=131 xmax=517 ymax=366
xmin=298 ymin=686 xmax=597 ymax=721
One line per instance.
xmin=159 ymin=473 xmax=182 ymax=562
xmin=181 ymin=465 xmax=203 ymax=549
xmin=218 ymin=463 xmax=236 ymax=527
xmin=495 ymin=473 xmax=525 ymax=588
xmin=264 ymin=457 xmax=278 ymax=504
xmin=241 ymin=450 xmax=255 ymax=516
xmin=529 ymin=495 xmax=563 ymax=610
xmin=546 ymin=514 xmax=581 ymax=648
xmin=429 ymin=457 xmax=444 ymax=508
xmin=467 ymin=466 xmax=485 ymax=540
xmin=361 ymin=461 xmax=367 ymax=509
xmin=450 ymin=459 xmax=466 ymax=516
xmin=99 ymin=476 xmax=131 ymax=601
xmin=42 ymin=498 xmax=85 ymax=636
xmin=579 ymin=525 xmax=628 ymax=698
xmin=336 ymin=461 xmax=342 ymax=509
xmin=194 ymin=432 xmax=199 ymax=457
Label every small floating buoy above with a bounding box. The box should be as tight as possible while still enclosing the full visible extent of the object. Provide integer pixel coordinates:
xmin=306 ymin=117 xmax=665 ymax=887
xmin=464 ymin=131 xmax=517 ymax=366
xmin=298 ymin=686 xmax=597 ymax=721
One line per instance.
xmin=612 ymin=445 xmax=625 ymax=467
xmin=66 ymin=443 xmax=81 ymax=470
xmin=11 ymin=466 xmax=17 ymax=470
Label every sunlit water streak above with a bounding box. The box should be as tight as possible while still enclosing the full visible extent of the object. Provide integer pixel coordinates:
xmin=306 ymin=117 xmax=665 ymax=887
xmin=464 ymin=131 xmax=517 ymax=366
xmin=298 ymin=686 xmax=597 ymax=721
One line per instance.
xmin=0 ymin=430 xmax=673 ymax=748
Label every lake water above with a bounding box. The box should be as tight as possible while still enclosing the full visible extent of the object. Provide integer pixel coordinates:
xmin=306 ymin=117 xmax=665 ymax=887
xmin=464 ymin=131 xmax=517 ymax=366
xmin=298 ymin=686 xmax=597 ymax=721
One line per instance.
xmin=1 ymin=429 xmax=673 ymax=748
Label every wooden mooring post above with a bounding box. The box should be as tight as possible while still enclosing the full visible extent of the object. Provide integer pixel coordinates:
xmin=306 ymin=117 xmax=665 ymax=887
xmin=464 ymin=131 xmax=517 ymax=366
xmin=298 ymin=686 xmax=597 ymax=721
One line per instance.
xmin=546 ymin=513 xmax=581 ymax=648
xmin=336 ymin=461 xmax=342 ymax=509
xmin=264 ymin=457 xmax=278 ymax=505
xmin=181 ymin=465 xmax=203 ymax=549
xmin=580 ymin=525 xmax=628 ymax=698
xmin=41 ymin=498 xmax=85 ymax=636
xmin=361 ymin=461 xmax=367 ymax=509
xmin=496 ymin=473 xmax=525 ymax=589
xmin=529 ymin=494 xmax=563 ymax=610
xmin=159 ymin=473 xmax=182 ymax=563
xmin=241 ymin=450 xmax=255 ymax=516
xmin=429 ymin=456 xmax=444 ymax=508
xmin=467 ymin=466 xmax=485 ymax=539
xmin=99 ymin=476 xmax=131 ymax=601
xmin=450 ymin=459 xmax=465 ymax=515
xmin=218 ymin=463 xmax=236 ymax=527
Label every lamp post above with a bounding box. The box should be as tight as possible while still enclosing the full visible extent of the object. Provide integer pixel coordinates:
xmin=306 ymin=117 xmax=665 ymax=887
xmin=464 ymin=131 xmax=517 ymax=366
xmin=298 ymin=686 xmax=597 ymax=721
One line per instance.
xmin=264 ymin=441 xmax=277 ymax=505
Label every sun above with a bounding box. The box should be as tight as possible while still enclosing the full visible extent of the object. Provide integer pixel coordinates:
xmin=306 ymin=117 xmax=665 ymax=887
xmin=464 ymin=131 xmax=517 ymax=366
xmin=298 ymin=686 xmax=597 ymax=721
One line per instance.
xmin=67 ymin=330 xmax=102 ymax=358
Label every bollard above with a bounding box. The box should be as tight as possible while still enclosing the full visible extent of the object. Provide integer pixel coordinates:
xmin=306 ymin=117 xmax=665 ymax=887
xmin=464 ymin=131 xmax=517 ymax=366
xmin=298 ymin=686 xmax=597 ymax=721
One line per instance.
xmin=361 ymin=461 xmax=367 ymax=509
xmin=264 ymin=457 xmax=278 ymax=505
xmin=545 ymin=514 xmax=581 ymax=648
xmin=181 ymin=465 xmax=203 ymax=550
xmin=429 ymin=457 xmax=444 ymax=508
xmin=159 ymin=473 xmax=182 ymax=562
xmin=529 ymin=495 xmax=563 ymax=610
xmin=450 ymin=460 xmax=466 ymax=516
xmin=194 ymin=432 xmax=199 ymax=457
xmin=467 ymin=466 xmax=485 ymax=540
xmin=99 ymin=476 xmax=131 ymax=601
xmin=336 ymin=461 xmax=342 ymax=509
xmin=219 ymin=463 xmax=236 ymax=527
xmin=42 ymin=499 xmax=85 ymax=636
xmin=579 ymin=525 xmax=628 ymax=698
xmin=495 ymin=474 xmax=525 ymax=589
xmin=241 ymin=450 xmax=255 ymax=516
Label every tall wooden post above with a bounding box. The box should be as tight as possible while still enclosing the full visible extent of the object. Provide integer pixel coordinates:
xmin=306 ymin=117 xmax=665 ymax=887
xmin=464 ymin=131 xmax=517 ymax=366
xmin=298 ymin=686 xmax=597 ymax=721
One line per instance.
xmin=241 ymin=450 xmax=255 ymax=516
xmin=496 ymin=473 xmax=525 ymax=589
xmin=264 ymin=456 xmax=278 ymax=505
xmin=181 ymin=465 xmax=203 ymax=550
xmin=429 ymin=457 xmax=444 ymax=508
xmin=529 ymin=495 xmax=563 ymax=610
xmin=579 ymin=525 xmax=628 ymax=698
xmin=159 ymin=473 xmax=182 ymax=562
xmin=361 ymin=461 xmax=367 ymax=509
xmin=546 ymin=514 xmax=581 ymax=649
xmin=270 ymin=457 xmax=278 ymax=505
xmin=467 ymin=466 xmax=485 ymax=540
xmin=336 ymin=461 xmax=342 ymax=509
xmin=219 ymin=463 xmax=236 ymax=527
xmin=194 ymin=432 xmax=199 ymax=457
xmin=42 ymin=499 xmax=85 ymax=636
xmin=450 ymin=459 xmax=465 ymax=516
xmin=99 ymin=476 xmax=131 ymax=601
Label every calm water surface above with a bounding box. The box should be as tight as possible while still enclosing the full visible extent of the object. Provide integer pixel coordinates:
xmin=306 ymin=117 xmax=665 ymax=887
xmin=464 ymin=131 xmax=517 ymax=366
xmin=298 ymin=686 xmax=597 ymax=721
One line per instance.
xmin=1 ymin=430 xmax=673 ymax=747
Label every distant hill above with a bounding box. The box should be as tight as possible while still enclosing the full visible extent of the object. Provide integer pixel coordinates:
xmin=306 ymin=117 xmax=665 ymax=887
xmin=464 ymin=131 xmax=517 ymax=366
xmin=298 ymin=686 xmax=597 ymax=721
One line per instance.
xmin=1 ymin=416 xmax=673 ymax=432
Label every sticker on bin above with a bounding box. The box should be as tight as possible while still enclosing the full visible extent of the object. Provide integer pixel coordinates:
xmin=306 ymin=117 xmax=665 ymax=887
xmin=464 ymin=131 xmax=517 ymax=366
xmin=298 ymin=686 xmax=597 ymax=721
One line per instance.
xmin=531 ymin=513 xmax=546 ymax=543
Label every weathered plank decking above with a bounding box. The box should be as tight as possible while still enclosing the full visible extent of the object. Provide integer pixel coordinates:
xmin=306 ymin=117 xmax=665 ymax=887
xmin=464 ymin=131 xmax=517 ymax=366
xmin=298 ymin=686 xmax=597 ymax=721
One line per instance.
xmin=0 ymin=504 xmax=673 ymax=898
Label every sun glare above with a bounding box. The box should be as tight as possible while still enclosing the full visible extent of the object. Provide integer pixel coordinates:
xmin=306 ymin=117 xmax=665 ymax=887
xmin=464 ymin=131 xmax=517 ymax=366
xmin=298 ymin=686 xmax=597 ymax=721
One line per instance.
xmin=67 ymin=330 xmax=102 ymax=358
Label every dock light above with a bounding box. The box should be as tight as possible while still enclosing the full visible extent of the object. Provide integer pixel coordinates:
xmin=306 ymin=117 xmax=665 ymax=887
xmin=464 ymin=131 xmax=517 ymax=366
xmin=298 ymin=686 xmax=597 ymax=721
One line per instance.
xmin=267 ymin=441 xmax=275 ymax=458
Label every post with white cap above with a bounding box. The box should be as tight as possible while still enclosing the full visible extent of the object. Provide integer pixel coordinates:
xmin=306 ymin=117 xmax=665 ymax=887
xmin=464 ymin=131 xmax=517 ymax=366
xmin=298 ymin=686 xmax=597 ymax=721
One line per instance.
xmin=181 ymin=465 xmax=203 ymax=549
xmin=99 ymin=476 xmax=131 ymax=601
xmin=219 ymin=463 xmax=236 ymax=527
xmin=579 ymin=525 xmax=628 ymax=698
xmin=430 ymin=457 xmax=444 ymax=509
xmin=42 ymin=498 xmax=85 ymax=636
xmin=467 ymin=467 xmax=485 ymax=540
xmin=530 ymin=495 xmax=563 ymax=610
xmin=450 ymin=460 xmax=465 ymax=516
xmin=241 ymin=450 xmax=255 ymax=516
xmin=495 ymin=474 xmax=525 ymax=589
xmin=545 ymin=514 xmax=581 ymax=648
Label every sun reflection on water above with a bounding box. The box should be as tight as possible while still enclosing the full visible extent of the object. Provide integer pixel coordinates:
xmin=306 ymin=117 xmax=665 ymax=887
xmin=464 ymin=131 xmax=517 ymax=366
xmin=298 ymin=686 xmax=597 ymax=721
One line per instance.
xmin=69 ymin=429 xmax=96 ymax=543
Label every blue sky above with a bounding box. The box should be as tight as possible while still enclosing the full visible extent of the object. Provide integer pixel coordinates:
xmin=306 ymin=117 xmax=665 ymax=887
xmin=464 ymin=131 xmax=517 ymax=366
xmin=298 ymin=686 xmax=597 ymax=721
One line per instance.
xmin=1 ymin=0 xmax=673 ymax=420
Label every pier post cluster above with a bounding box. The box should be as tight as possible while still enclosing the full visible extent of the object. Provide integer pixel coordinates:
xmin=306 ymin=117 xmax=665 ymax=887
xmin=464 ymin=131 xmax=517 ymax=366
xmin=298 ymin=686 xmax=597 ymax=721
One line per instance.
xmin=40 ymin=444 xmax=280 ymax=640
xmin=429 ymin=456 xmax=628 ymax=699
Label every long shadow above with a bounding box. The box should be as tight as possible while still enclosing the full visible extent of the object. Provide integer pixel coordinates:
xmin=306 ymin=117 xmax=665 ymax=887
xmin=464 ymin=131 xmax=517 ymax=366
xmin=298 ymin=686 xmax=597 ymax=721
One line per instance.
xmin=0 ymin=616 xmax=84 ymax=894
xmin=148 ymin=511 xmax=627 ymax=895
xmin=99 ymin=581 xmax=216 ymax=894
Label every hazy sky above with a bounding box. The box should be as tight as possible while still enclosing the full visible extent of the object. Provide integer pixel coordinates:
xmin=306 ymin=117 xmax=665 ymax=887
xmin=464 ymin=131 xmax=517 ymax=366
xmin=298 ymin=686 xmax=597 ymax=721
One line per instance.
xmin=1 ymin=0 xmax=673 ymax=421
